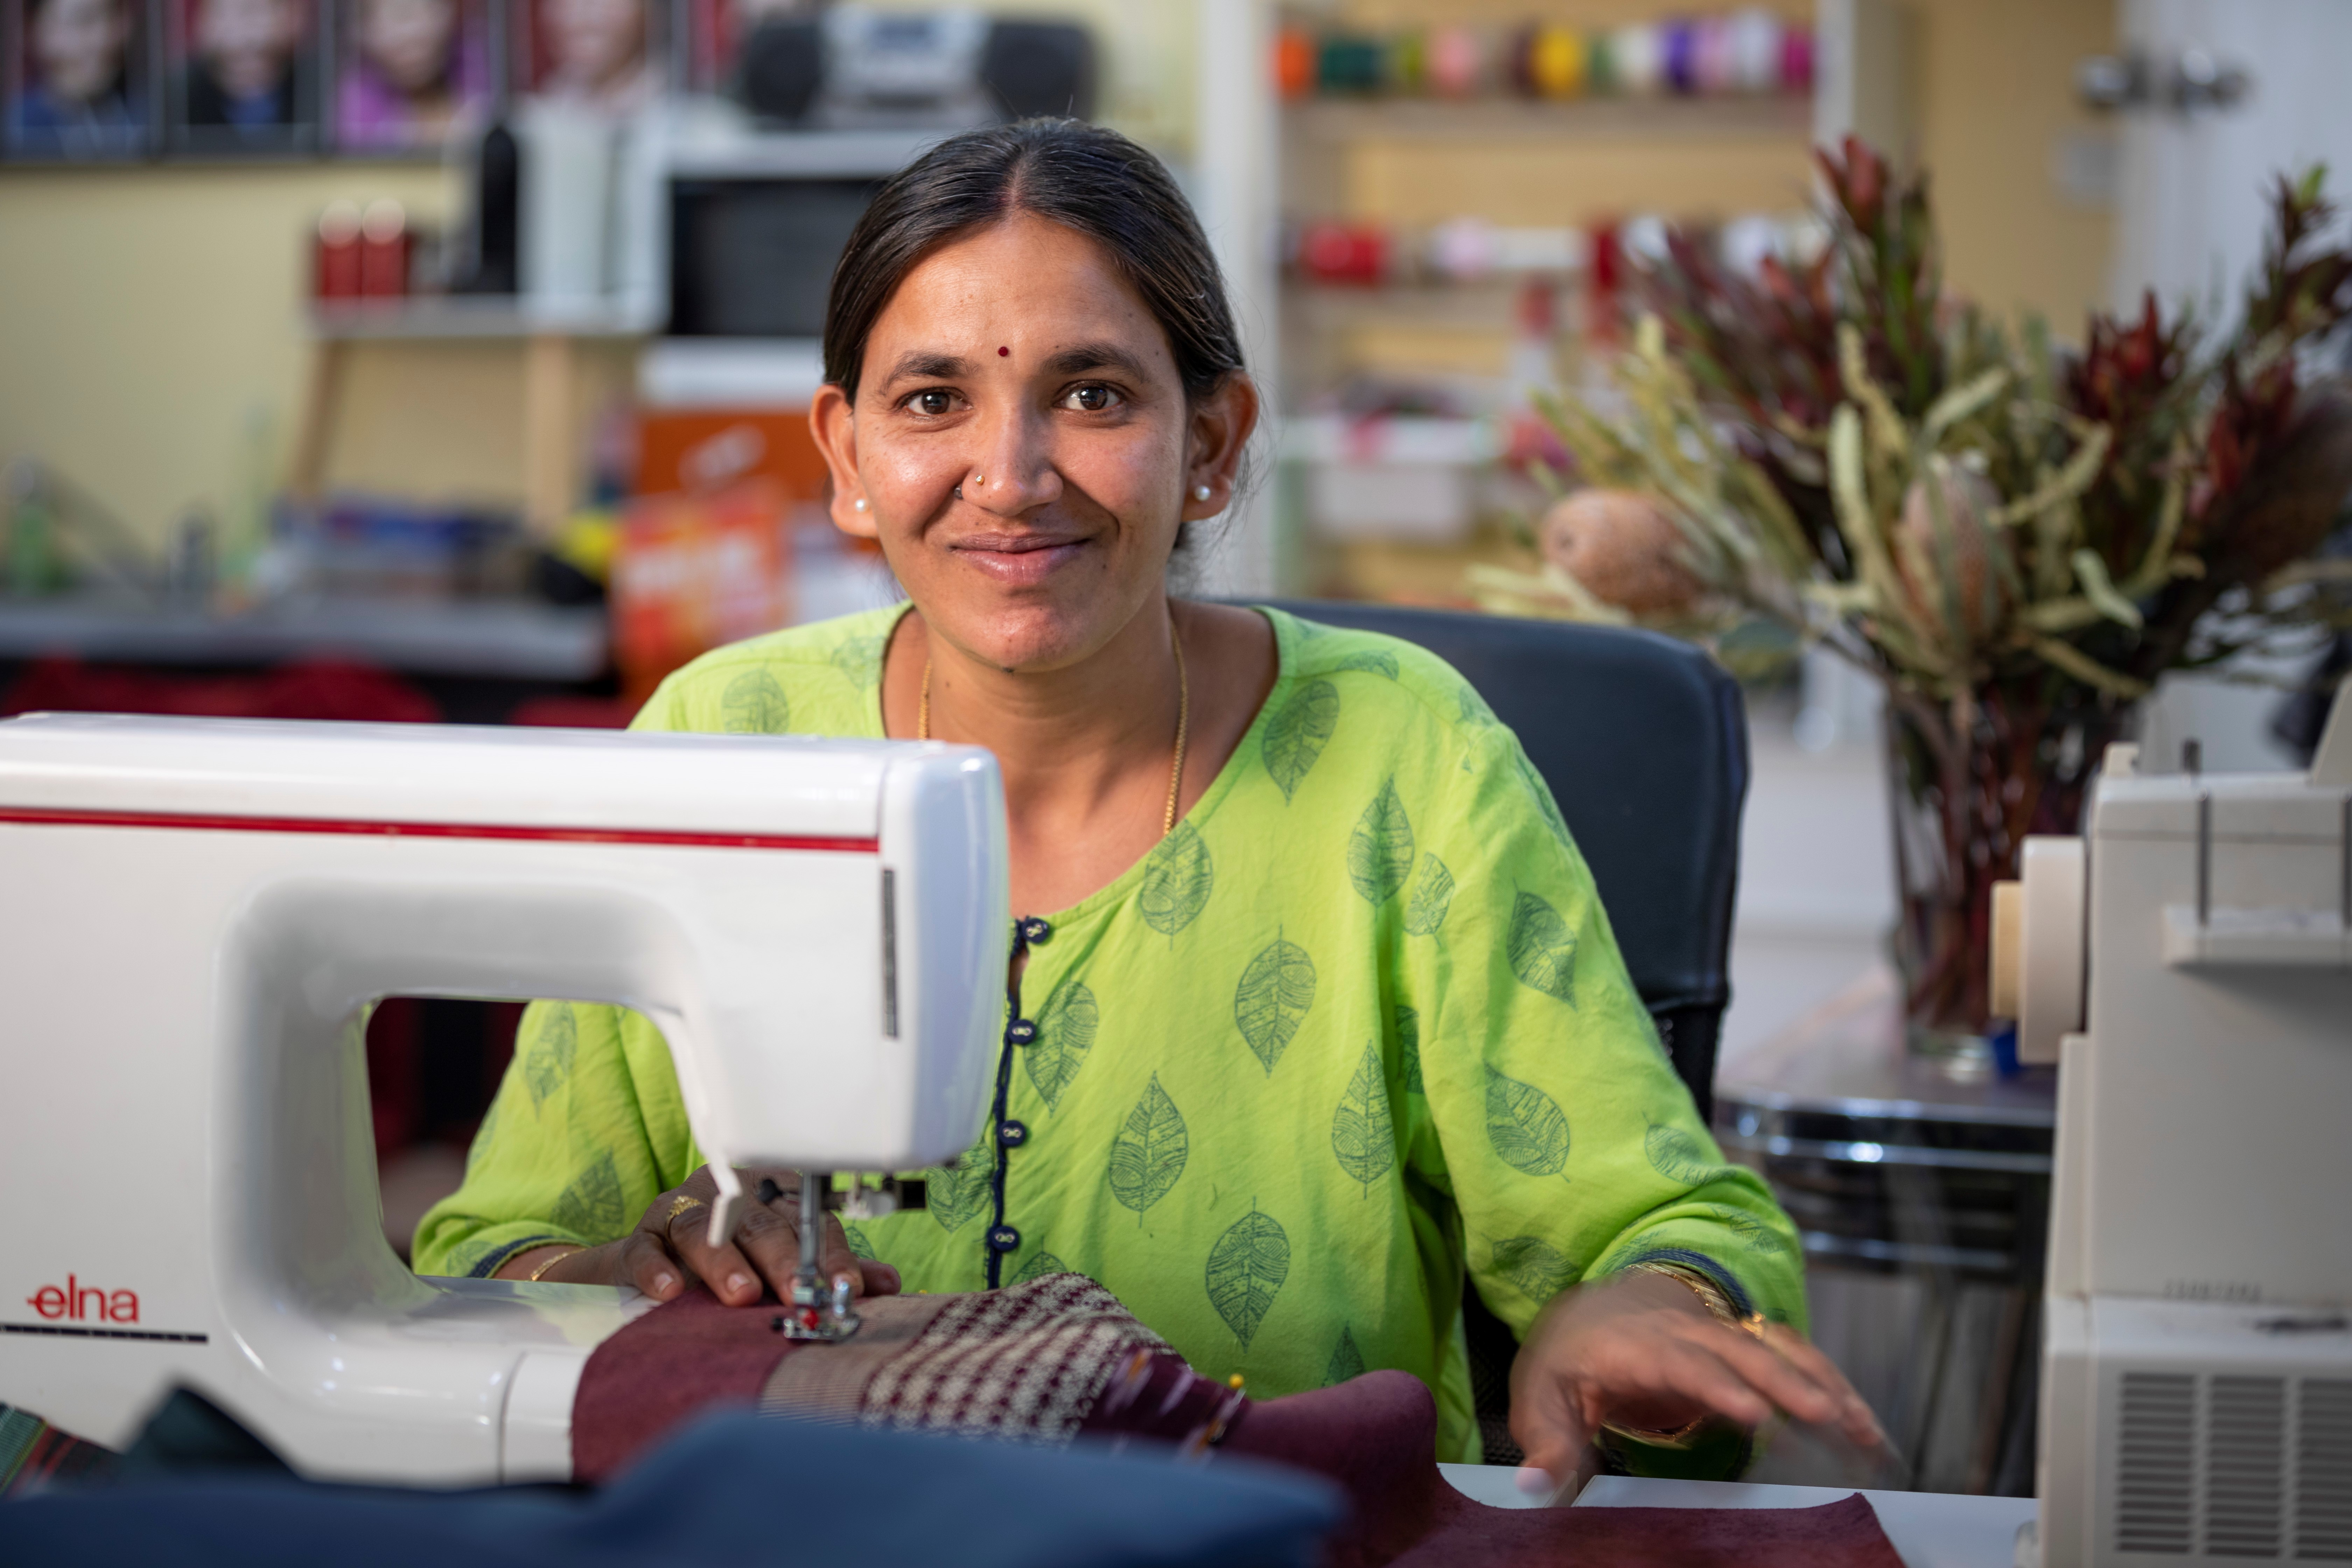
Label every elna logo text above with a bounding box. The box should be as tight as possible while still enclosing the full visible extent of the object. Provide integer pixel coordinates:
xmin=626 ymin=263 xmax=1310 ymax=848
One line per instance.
xmin=25 ymin=1275 xmax=139 ymax=1324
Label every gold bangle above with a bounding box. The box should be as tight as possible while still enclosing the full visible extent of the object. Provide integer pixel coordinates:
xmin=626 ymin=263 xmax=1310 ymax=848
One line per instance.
xmin=1626 ymin=1261 xmax=1766 ymax=1338
xmin=523 ymin=1245 xmax=584 ymax=1283
xmin=1597 ymin=1263 xmax=1768 ymax=1449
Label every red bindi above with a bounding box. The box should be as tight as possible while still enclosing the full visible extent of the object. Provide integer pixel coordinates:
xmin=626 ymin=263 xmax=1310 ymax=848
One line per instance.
xmin=998 ymin=346 xmax=1010 ymax=356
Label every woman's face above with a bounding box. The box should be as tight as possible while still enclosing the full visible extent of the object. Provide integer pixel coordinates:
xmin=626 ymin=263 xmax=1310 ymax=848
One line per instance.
xmin=544 ymin=0 xmax=642 ymax=88
xmin=812 ymin=214 xmax=1252 ymax=676
xmin=33 ymin=0 xmax=130 ymax=103
xmin=359 ymin=0 xmax=455 ymax=94
xmin=197 ymin=0 xmax=300 ymax=100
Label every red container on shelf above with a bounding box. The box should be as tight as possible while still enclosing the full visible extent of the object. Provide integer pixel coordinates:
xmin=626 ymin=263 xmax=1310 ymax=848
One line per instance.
xmin=1297 ymin=220 xmax=1388 ymax=286
xmin=358 ymin=198 xmax=410 ymax=299
xmin=1273 ymin=26 xmax=1314 ymax=99
xmin=315 ymin=201 xmax=362 ymax=301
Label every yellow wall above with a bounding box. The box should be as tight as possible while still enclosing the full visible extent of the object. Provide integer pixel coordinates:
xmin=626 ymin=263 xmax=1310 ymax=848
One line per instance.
xmin=0 ymin=0 xmax=1192 ymax=551
xmin=0 ymin=165 xmax=461 ymax=545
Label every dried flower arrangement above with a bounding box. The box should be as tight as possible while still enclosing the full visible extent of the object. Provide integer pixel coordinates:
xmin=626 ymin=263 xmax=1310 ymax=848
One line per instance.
xmin=1472 ymin=140 xmax=2352 ymax=1048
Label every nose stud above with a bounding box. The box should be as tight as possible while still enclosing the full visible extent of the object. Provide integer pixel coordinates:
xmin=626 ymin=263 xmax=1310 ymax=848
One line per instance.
xmin=1193 ymin=484 xmax=1212 ymax=502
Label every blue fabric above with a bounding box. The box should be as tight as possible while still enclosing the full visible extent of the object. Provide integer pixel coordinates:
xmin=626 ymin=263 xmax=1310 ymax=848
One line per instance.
xmin=1 ymin=1408 xmax=1343 ymax=1568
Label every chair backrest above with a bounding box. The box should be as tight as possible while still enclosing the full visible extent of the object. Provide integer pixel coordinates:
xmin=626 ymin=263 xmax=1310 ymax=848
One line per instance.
xmin=1253 ymin=601 xmax=1749 ymax=1121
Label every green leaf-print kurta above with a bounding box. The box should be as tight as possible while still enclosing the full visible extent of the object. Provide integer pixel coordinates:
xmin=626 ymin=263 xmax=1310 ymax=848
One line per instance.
xmin=413 ymin=605 xmax=1805 ymax=1463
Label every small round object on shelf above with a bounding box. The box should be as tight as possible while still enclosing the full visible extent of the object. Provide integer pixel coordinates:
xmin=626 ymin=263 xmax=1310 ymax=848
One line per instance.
xmin=1609 ymin=21 xmax=1664 ymax=97
xmin=1386 ymin=29 xmax=1426 ymax=94
xmin=1585 ymin=29 xmax=1618 ymax=96
xmin=1779 ymin=25 xmax=1816 ymax=93
xmin=1317 ymin=34 xmax=1385 ymax=96
xmin=1693 ymin=16 xmax=1735 ymax=95
xmin=1273 ymin=27 xmax=1314 ymax=99
xmin=1726 ymin=7 xmax=1785 ymax=94
xmin=1662 ymin=19 xmax=1700 ymax=95
xmin=1529 ymin=23 xmax=1585 ymax=99
xmin=1426 ymin=24 xmax=1484 ymax=98
xmin=1503 ymin=23 xmax=1539 ymax=97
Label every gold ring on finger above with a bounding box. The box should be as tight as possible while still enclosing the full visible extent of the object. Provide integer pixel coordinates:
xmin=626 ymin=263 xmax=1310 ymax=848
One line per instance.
xmin=664 ymin=1194 xmax=707 ymax=1231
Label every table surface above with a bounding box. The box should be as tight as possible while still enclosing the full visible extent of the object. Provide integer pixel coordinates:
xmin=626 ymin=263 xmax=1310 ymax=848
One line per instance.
xmin=0 ymin=593 xmax=609 ymax=681
xmin=1712 ymin=966 xmax=2057 ymax=1127
xmin=1437 ymin=1464 xmax=2035 ymax=1568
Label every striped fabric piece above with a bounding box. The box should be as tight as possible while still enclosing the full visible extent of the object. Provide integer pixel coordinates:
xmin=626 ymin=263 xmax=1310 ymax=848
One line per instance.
xmin=0 ymin=1403 xmax=115 ymax=1496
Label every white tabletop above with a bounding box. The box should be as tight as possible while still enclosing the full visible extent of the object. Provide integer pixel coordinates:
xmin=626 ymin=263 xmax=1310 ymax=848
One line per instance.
xmin=1438 ymin=1465 xmax=2035 ymax=1568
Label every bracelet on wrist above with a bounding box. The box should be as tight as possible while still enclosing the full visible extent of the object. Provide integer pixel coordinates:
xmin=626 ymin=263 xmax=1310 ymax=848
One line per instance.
xmin=1597 ymin=1262 xmax=1768 ymax=1450
xmin=523 ymin=1245 xmax=586 ymax=1283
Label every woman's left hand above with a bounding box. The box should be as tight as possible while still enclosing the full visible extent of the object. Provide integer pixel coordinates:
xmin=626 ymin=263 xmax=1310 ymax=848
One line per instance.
xmin=1507 ymin=1268 xmax=1882 ymax=1493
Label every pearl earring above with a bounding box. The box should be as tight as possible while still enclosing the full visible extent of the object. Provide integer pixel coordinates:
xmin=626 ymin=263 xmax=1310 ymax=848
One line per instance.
xmin=1193 ymin=484 xmax=1212 ymax=502
xmin=853 ymin=497 xmax=868 ymax=512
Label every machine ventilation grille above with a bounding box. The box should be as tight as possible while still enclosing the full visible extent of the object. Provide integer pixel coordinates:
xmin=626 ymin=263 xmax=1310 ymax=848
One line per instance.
xmin=2301 ymin=1379 xmax=2352 ymax=1562
xmin=2208 ymin=1376 xmax=2285 ymax=1558
xmin=2120 ymin=1372 xmax=2198 ymax=1555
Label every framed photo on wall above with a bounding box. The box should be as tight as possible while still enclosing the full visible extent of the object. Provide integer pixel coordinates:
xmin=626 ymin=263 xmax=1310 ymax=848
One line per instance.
xmin=165 ymin=0 xmax=320 ymax=153
xmin=2 ymin=0 xmax=156 ymax=159
xmin=331 ymin=0 xmax=490 ymax=151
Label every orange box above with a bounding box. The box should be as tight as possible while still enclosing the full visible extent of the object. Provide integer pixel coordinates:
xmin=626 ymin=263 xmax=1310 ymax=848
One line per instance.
xmin=611 ymin=479 xmax=791 ymax=705
xmin=635 ymin=411 xmax=831 ymax=501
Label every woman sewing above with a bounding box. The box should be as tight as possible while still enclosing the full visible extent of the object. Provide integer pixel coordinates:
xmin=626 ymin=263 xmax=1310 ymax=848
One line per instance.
xmin=415 ymin=119 xmax=1875 ymax=1484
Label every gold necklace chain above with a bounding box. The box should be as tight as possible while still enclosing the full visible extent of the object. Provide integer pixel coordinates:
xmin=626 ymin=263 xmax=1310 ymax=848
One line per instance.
xmin=919 ymin=618 xmax=1190 ymax=836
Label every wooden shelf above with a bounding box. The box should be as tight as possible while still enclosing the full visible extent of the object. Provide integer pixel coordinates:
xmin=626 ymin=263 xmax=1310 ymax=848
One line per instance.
xmin=1284 ymin=94 xmax=1812 ymax=146
xmin=1286 ymin=278 xmax=1588 ymax=333
xmin=308 ymin=298 xmax=657 ymax=342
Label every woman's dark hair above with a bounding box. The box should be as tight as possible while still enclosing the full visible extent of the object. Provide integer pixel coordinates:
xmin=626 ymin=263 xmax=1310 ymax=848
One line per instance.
xmin=823 ymin=119 xmax=1248 ymax=406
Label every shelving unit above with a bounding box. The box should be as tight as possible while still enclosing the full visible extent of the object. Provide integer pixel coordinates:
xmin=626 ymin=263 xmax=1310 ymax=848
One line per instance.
xmin=1271 ymin=3 xmax=1821 ymax=602
xmin=295 ymin=301 xmax=654 ymax=536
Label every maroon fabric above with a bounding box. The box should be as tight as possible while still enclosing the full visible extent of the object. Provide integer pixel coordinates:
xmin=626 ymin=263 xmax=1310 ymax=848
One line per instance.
xmin=1075 ymin=1349 xmax=1245 ymax=1454
xmin=575 ymin=1283 xmax=1234 ymax=1483
xmin=575 ymin=1295 xmax=1904 ymax=1568
xmin=570 ymin=1288 xmax=793 ymax=1485
xmin=1223 ymin=1370 xmax=1905 ymax=1568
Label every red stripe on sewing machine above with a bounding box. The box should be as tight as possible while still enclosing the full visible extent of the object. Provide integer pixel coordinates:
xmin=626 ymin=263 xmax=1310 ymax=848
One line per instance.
xmin=0 ymin=806 xmax=880 ymax=853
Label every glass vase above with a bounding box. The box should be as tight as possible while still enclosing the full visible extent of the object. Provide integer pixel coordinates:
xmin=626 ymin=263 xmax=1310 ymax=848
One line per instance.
xmin=1882 ymin=684 xmax=2130 ymax=1076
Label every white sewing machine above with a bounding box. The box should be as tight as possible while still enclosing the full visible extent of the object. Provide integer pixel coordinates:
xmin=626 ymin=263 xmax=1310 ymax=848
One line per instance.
xmin=1994 ymin=677 xmax=2352 ymax=1567
xmin=0 ymin=714 xmax=1008 ymax=1485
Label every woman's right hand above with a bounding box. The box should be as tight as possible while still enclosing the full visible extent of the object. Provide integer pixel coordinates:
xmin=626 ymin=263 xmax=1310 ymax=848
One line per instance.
xmin=497 ymin=1166 xmax=902 ymax=1306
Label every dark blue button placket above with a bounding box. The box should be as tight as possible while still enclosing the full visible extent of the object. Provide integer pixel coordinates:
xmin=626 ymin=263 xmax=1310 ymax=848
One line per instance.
xmin=985 ymin=914 xmax=1051 ymax=1286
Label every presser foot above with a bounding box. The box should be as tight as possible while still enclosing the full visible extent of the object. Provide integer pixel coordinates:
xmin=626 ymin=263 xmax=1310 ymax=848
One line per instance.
xmin=775 ymin=1271 xmax=862 ymax=1342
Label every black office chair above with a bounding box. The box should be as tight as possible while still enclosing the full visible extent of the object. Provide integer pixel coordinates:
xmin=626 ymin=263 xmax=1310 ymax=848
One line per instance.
xmin=1253 ymin=601 xmax=1750 ymax=1463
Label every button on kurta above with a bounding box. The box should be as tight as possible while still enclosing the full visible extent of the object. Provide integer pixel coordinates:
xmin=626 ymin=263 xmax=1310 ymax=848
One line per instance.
xmin=1018 ymin=916 xmax=1052 ymax=945
xmin=1005 ymin=1018 xmax=1038 ymax=1045
xmin=998 ymin=1119 xmax=1028 ymax=1148
xmin=987 ymin=1225 xmax=1021 ymax=1253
